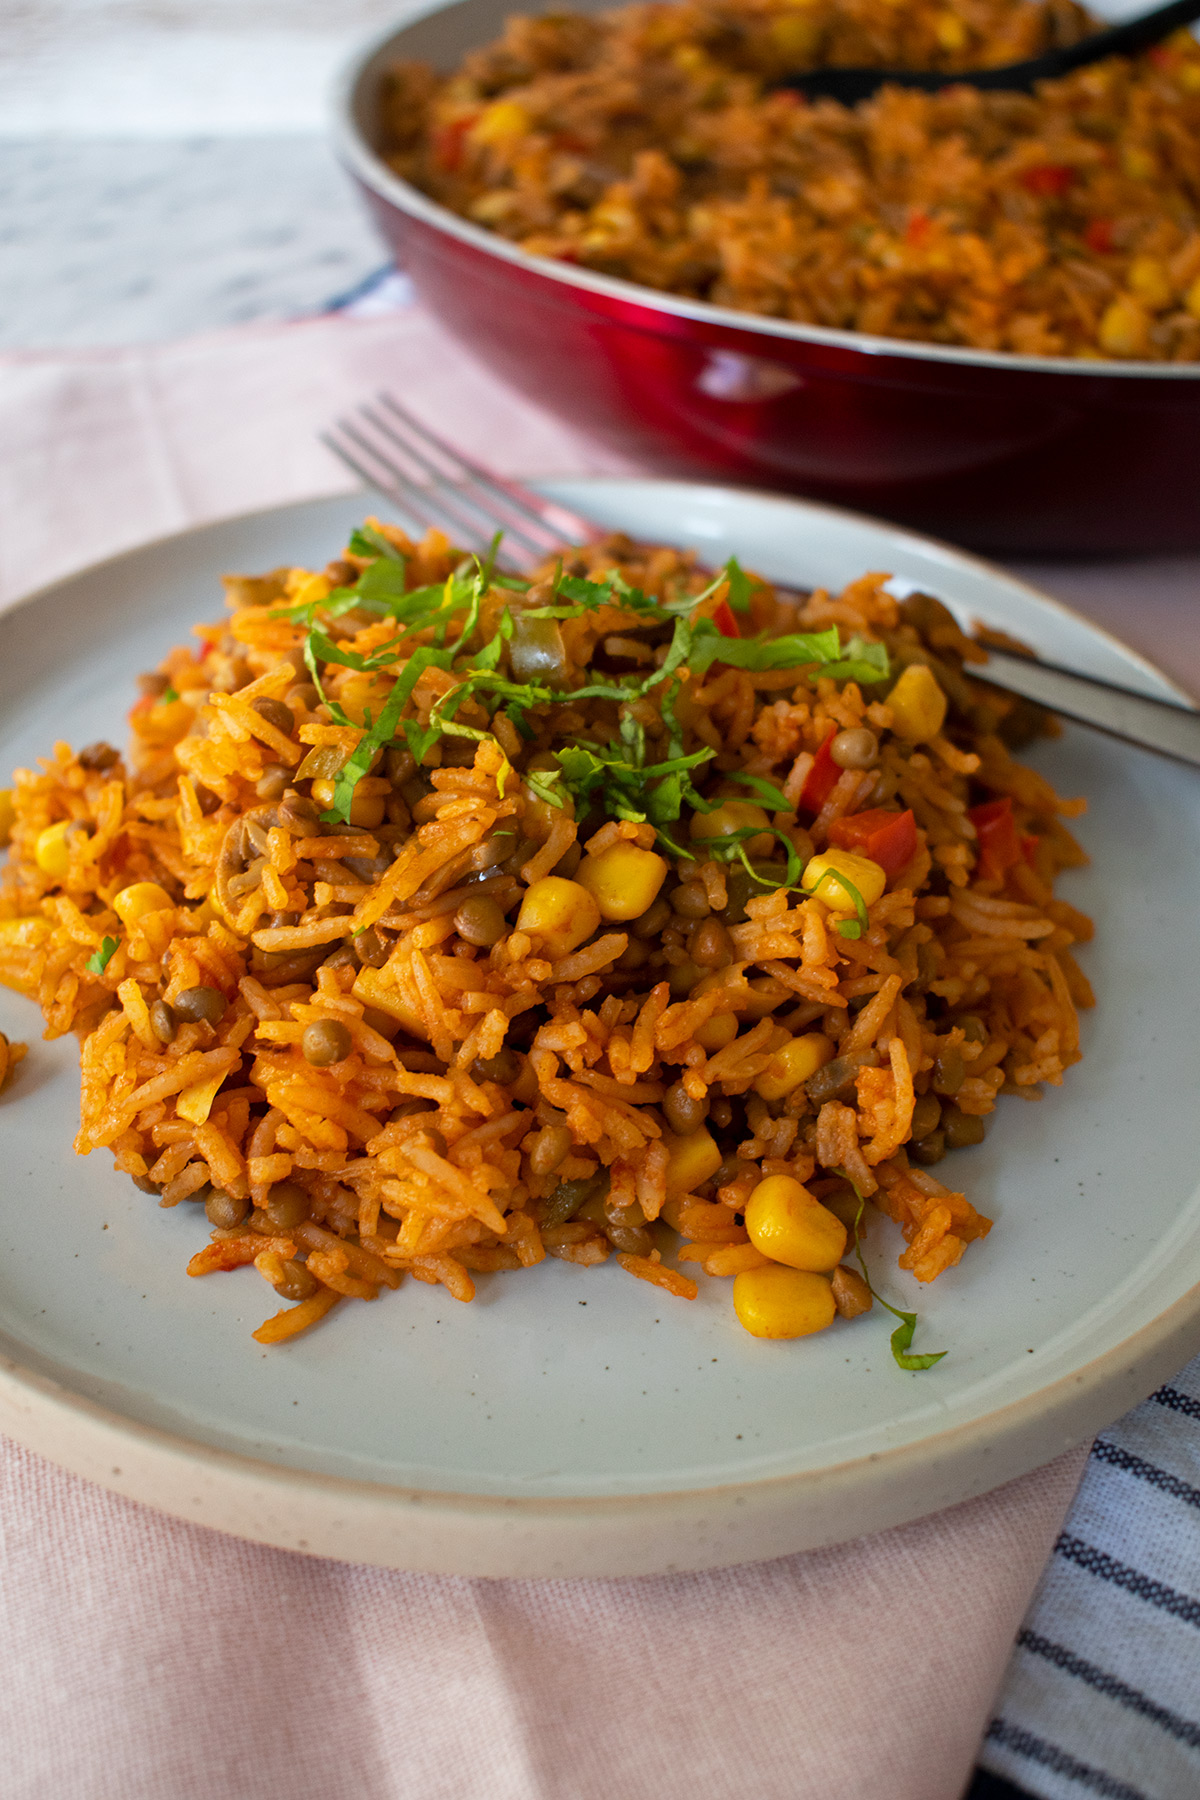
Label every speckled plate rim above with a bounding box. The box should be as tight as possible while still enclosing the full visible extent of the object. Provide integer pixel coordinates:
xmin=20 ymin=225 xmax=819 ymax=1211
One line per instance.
xmin=1 ymin=483 xmax=1199 ymax=1579
xmin=1 ymin=1281 xmax=1197 ymax=1577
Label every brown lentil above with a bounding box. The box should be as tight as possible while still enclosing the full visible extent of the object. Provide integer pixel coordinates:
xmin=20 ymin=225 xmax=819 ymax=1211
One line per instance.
xmin=173 ymin=985 xmax=228 ymax=1025
xmin=671 ymin=881 xmax=711 ymax=920
xmin=255 ymin=765 xmax=291 ymax=801
xmin=528 ymin=1123 xmax=573 ymax=1175
xmin=354 ymin=927 xmax=391 ymax=969
xmin=663 ymin=1080 xmax=708 ymax=1135
xmin=933 ymin=1044 xmax=966 ymax=1096
xmin=265 ymin=1182 xmax=310 ymax=1230
xmin=206 ymin=1189 xmax=249 ymax=1229
xmin=302 ymin=1019 xmax=353 ymax=1066
xmin=276 ymin=1258 xmax=320 ymax=1301
xmin=252 ymin=696 xmax=295 ymax=736
xmin=454 ymin=895 xmax=507 ymax=947
xmin=909 ymin=1091 xmax=942 ymax=1141
xmin=942 ymin=1105 xmax=986 ymax=1148
xmin=688 ymin=916 xmax=734 ymax=969
xmin=471 ymin=1047 xmax=521 ymax=1085
xmin=149 ymin=999 xmax=177 ymax=1044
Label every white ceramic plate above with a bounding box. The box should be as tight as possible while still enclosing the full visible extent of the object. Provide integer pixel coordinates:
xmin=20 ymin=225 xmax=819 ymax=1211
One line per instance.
xmin=2 ymin=482 xmax=1199 ymax=1578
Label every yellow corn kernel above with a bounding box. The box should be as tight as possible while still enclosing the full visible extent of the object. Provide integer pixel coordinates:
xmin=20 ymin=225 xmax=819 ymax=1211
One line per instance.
xmin=1127 ymin=254 xmax=1174 ymax=311
xmin=0 ymin=789 xmax=14 ymax=847
xmin=770 ymin=13 xmax=820 ymax=57
xmin=1121 ymin=146 xmax=1157 ymax=181
xmin=576 ymin=843 xmax=668 ymax=922
xmin=695 ymin=1010 xmax=739 ymax=1052
xmin=35 ymin=820 xmax=76 ymax=880
xmin=133 ymin=697 xmax=193 ymax=746
xmin=1185 ymin=275 xmax=1200 ymax=320
xmin=114 ymin=882 xmax=172 ymax=928
xmin=801 ymin=848 xmax=886 ymax=914
xmin=690 ymin=799 xmax=771 ymax=845
xmin=1098 ymin=297 xmax=1150 ymax=358
xmin=745 ymin=1173 xmax=847 ymax=1272
xmin=887 ymin=661 xmax=948 ymax=741
xmin=338 ymin=673 xmax=392 ymax=727
xmin=753 ymin=1031 xmax=834 ymax=1101
xmin=310 ymin=777 xmax=387 ymax=830
xmin=733 ymin=1265 xmax=836 ymax=1339
xmin=517 ymin=876 xmax=600 ymax=959
xmin=935 ymin=12 xmax=967 ymax=50
xmin=662 ymin=1125 xmax=723 ymax=1194
xmin=470 ymin=99 xmax=531 ymax=146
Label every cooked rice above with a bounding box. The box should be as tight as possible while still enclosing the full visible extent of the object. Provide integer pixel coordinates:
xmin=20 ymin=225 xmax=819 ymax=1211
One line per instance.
xmin=380 ymin=0 xmax=1200 ymax=360
xmin=0 ymin=523 xmax=1092 ymax=1342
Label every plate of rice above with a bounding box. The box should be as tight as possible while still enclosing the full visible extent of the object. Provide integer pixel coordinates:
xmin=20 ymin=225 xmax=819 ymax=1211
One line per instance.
xmin=1 ymin=479 xmax=1198 ymax=1577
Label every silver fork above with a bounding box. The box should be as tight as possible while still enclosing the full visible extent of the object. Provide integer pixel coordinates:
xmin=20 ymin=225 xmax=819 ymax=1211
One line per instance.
xmin=322 ymin=393 xmax=1200 ymax=772
xmin=321 ymin=392 xmax=595 ymax=573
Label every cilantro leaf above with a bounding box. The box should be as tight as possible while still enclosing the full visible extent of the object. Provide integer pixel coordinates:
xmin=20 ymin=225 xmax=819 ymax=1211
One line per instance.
xmin=85 ymin=936 xmax=119 ymax=976
xmin=847 ymin=1192 xmax=947 ymax=1372
xmin=725 ymin=557 xmax=754 ymax=614
xmin=820 ymin=636 xmax=891 ymax=684
xmin=348 ymin=524 xmax=405 ymax=563
xmin=320 ymin=645 xmax=453 ymax=823
xmin=162 ymin=685 xmax=180 ymax=705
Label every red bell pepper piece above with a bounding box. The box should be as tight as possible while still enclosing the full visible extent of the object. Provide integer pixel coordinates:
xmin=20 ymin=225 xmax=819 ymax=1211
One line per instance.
xmin=433 ymin=116 xmax=476 ymax=173
xmin=1020 ymin=163 xmax=1075 ymax=199
xmin=798 ymin=729 xmax=840 ymax=814
xmin=905 ymin=210 xmax=932 ymax=248
xmin=1084 ymin=218 xmax=1115 ymax=255
xmin=828 ymin=808 xmax=918 ymax=880
xmin=713 ymin=597 xmax=740 ymax=639
xmin=967 ymin=796 xmax=1026 ymax=879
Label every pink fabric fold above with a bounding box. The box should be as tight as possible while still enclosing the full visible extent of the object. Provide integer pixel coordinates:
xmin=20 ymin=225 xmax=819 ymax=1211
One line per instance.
xmin=2 ymin=1435 xmax=1085 ymax=1800
xmin=0 ymin=303 xmax=1101 ymax=1799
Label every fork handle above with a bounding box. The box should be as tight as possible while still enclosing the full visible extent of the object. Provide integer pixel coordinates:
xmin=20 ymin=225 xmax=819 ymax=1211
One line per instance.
xmin=980 ymin=648 xmax=1200 ymax=769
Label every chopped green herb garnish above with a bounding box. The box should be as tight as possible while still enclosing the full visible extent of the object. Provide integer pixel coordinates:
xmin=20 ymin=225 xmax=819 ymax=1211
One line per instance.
xmin=809 ymin=866 xmax=871 ymax=940
xmin=847 ymin=1191 xmax=947 ymax=1372
xmin=724 ymin=557 xmax=755 ymax=614
xmin=282 ymin=527 xmax=890 ymax=830
xmin=724 ymin=770 xmax=794 ymax=813
xmin=348 ymin=523 xmax=405 ymax=563
xmin=162 ymin=686 xmax=180 ymax=705
xmin=85 ymin=936 xmax=119 ymax=976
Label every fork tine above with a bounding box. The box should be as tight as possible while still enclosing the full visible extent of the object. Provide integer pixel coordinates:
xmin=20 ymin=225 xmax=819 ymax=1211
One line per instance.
xmin=324 ymin=418 xmax=519 ymax=562
xmin=375 ymin=393 xmax=587 ymax=550
xmin=358 ymin=401 xmax=553 ymax=562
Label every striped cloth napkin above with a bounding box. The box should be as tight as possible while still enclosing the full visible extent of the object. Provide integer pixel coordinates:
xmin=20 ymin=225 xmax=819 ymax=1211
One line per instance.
xmin=979 ymin=1355 xmax=1200 ymax=1799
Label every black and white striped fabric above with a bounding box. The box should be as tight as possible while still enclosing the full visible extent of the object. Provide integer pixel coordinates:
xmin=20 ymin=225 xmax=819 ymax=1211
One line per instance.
xmin=974 ymin=1353 xmax=1200 ymax=1800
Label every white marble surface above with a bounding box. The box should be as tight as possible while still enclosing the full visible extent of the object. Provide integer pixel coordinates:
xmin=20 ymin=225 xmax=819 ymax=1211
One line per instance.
xmin=0 ymin=136 xmax=387 ymax=348
xmin=0 ymin=0 xmax=420 ymax=349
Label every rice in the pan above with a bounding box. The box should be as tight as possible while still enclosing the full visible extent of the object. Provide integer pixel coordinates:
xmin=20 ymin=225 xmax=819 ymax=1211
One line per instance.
xmin=380 ymin=0 xmax=1200 ymax=360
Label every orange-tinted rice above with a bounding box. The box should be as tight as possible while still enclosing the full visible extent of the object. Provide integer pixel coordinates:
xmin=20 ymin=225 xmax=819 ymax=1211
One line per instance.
xmin=0 ymin=524 xmax=1092 ymax=1342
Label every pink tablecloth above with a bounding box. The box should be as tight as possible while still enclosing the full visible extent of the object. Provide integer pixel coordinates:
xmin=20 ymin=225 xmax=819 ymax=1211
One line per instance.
xmin=0 ymin=302 xmax=1131 ymax=1800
